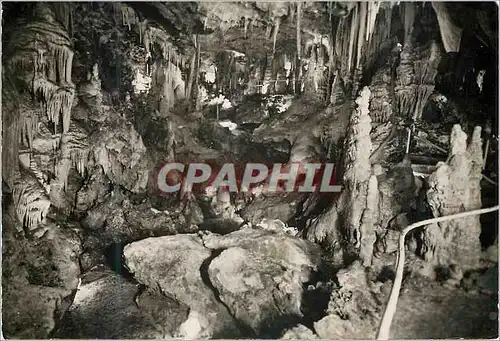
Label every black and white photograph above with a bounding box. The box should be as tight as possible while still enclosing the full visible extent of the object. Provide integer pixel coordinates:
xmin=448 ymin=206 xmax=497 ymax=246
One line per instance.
xmin=1 ymin=1 xmax=499 ymax=339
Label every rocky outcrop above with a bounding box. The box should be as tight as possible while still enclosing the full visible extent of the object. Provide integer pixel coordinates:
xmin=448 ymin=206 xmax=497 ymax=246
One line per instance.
xmin=314 ymin=261 xmax=382 ymax=339
xmin=240 ymin=193 xmax=303 ymax=226
xmin=53 ymin=267 xmax=189 ymax=338
xmin=2 ymin=212 xmax=82 ymax=338
xmin=281 ymin=324 xmax=319 ymax=339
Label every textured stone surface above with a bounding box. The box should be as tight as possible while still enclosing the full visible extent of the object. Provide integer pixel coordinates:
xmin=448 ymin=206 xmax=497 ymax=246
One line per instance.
xmin=54 ymin=267 xmax=189 ymax=338
xmin=314 ymin=261 xmax=381 ymax=339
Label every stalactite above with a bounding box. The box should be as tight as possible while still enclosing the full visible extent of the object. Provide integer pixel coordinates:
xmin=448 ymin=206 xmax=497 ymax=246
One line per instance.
xmin=65 ymin=49 xmax=74 ymax=84
xmin=431 ymin=2 xmax=463 ymax=53
xmin=186 ymin=51 xmax=196 ymax=104
xmin=296 ymin=2 xmax=302 ymax=60
xmin=50 ymin=3 xmax=72 ymax=32
xmin=385 ymin=5 xmax=392 ymax=39
xmin=37 ymin=84 xmax=74 ymax=134
xmin=6 ymin=4 xmax=79 ymax=212
xmin=347 ymin=5 xmax=358 ymax=72
xmin=52 ymin=136 xmax=60 ymax=151
xmin=293 ymin=2 xmax=302 ymax=94
xmin=94 ymin=147 xmax=111 ymax=178
xmin=54 ymin=145 xmax=72 ymax=191
xmin=289 ymin=3 xmax=295 ymax=23
xmin=121 ymin=4 xmax=138 ymax=31
xmin=272 ymin=17 xmax=280 ymax=56
xmin=139 ymin=19 xmax=147 ymax=45
xmin=366 ymin=2 xmax=372 ymax=42
xmin=402 ymin=2 xmax=416 ymax=44
xmin=335 ymin=18 xmax=344 ymax=59
xmin=356 ymin=2 xmax=367 ymax=70
xmin=70 ymin=150 xmax=89 ymax=177
xmin=195 ymin=35 xmax=202 ymax=110
xmin=367 ymin=2 xmax=381 ymax=42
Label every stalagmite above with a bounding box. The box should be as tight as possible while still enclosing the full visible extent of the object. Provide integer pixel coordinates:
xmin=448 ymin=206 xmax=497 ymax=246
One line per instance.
xmin=421 ymin=125 xmax=484 ymax=271
xmin=359 ymin=174 xmax=379 ymax=266
xmin=377 ymin=205 xmax=500 ymax=340
xmin=305 ymin=87 xmax=373 ymax=256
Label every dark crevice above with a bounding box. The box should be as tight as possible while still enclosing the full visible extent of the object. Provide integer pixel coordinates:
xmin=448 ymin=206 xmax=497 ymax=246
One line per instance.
xmin=300 ymin=261 xmax=336 ymax=330
xmin=103 ymin=242 xmax=136 ymax=282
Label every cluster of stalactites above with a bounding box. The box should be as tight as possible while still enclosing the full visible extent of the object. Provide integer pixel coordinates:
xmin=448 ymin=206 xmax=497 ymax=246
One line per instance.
xmin=7 ymin=6 xmax=75 ymax=136
xmin=32 ymin=77 xmax=74 ymax=133
xmin=151 ymin=60 xmax=185 ymax=112
xmin=114 ymin=4 xmax=184 ymax=73
xmin=199 ymin=2 xmax=260 ymax=33
xmin=12 ymin=170 xmax=51 ymax=231
xmin=332 ymin=2 xmax=382 ymax=74
xmin=143 ymin=27 xmax=184 ymax=70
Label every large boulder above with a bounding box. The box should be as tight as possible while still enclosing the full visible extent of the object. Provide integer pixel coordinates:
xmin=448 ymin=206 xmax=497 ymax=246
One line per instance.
xmin=123 ymin=234 xmax=241 ymax=338
xmin=202 ymin=228 xmax=322 ymax=337
xmin=123 ymin=229 xmax=322 ymax=338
